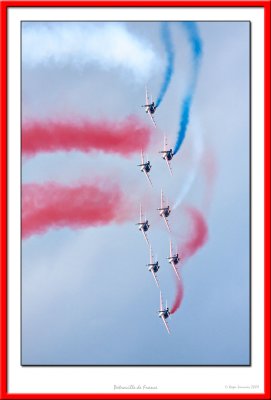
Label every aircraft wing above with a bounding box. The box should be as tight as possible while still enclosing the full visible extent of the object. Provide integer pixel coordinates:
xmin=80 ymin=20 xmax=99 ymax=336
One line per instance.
xmin=160 ymin=189 xmax=163 ymax=209
xmin=160 ymin=291 xmax=163 ymax=310
xmin=150 ymin=246 xmax=153 ymax=265
xmin=151 ymin=270 xmax=159 ymax=288
xmin=145 ymin=86 xmax=150 ymax=105
xmin=171 ymin=261 xmax=181 ymax=280
xmin=143 ymin=169 xmax=153 ymax=187
xmin=163 ymin=215 xmax=171 ymax=232
xmin=140 ymin=150 xmax=145 ymax=166
xmin=161 ymin=315 xmax=171 ymax=334
xmin=141 ymin=228 xmax=149 ymax=245
xmin=165 ymin=157 xmax=173 ymax=176
xmin=148 ymin=111 xmax=156 ymax=127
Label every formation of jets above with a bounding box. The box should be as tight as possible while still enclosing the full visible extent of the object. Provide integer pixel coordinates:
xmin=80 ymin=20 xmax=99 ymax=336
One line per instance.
xmin=137 ymin=137 xmax=174 ymax=186
xmin=136 ymin=90 xmax=182 ymax=334
xmin=136 ymin=195 xmax=176 ymax=334
xmin=139 ymin=89 xmax=174 ymax=182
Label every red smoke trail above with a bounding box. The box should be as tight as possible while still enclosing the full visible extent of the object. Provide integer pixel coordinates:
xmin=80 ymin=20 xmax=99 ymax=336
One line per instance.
xmin=22 ymin=182 xmax=132 ymax=239
xmin=170 ymin=277 xmax=184 ymax=315
xmin=22 ymin=116 xmax=152 ymax=157
xmin=170 ymin=206 xmax=208 ymax=314
xmin=180 ymin=206 xmax=208 ymax=262
xmin=201 ymin=148 xmax=217 ymax=209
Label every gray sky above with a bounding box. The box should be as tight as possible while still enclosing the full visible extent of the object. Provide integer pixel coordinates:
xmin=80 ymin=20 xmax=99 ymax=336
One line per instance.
xmin=22 ymin=21 xmax=250 ymax=365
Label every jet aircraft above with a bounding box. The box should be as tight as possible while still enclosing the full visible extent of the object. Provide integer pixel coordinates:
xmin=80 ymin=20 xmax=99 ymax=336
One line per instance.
xmin=141 ymin=86 xmax=157 ymax=127
xmin=167 ymin=240 xmax=181 ymax=280
xmin=157 ymin=189 xmax=171 ymax=232
xmin=158 ymin=291 xmax=171 ymax=334
xmin=159 ymin=136 xmax=173 ymax=176
xmin=147 ymin=245 xmax=160 ymax=288
xmin=138 ymin=150 xmax=152 ymax=187
xmin=136 ymin=204 xmax=150 ymax=245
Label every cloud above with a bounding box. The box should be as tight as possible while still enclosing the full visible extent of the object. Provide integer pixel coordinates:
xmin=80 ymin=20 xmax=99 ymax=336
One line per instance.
xmin=22 ymin=22 xmax=160 ymax=82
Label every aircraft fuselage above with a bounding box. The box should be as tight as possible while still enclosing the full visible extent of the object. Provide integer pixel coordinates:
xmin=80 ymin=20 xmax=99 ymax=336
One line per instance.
xmin=143 ymin=162 xmax=151 ymax=173
xmin=163 ymin=149 xmax=173 ymax=161
xmin=141 ymin=221 xmax=149 ymax=232
xmin=169 ymin=255 xmax=179 ymax=265
xmin=148 ymin=262 xmax=159 ymax=273
xmin=145 ymin=102 xmax=156 ymax=114
xmin=159 ymin=308 xmax=170 ymax=319
xmin=160 ymin=207 xmax=170 ymax=218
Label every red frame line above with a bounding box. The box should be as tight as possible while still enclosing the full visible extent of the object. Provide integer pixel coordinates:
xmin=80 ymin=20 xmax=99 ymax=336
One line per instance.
xmin=1 ymin=1 xmax=271 ymax=6
xmin=263 ymin=1 xmax=271 ymax=399
xmin=0 ymin=1 xmax=270 ymax=399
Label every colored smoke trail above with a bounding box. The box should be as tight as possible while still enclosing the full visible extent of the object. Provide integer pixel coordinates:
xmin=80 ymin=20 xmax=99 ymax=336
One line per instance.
xmin=173 ymin=95 xmax=192 ymax=155
xmin=202 ymin=148 xmax=217 ymax=210
xmin=170 ymin=207 xmax=208 ymax=314
xmin=182 ymin=22 xmax=202 ymax=67
xmin=173 ymin=121 xmax=204 ymax=210
xmin=170 ymin=277 xmax=184 ymax=315
xmin=155 ymin=22 xmax=174 ymax=108
xmin=173 ymin=22 xmax=203 ymax=155
xmin=181 ymin=206 xmax=208 ymax=262
xmin=22 ymin=116 xmax=152 ymax=158
xmin=22 ymin=182 xmax=132 ymax=239
xmin=22 ymin=22 xmax=159 ymax=82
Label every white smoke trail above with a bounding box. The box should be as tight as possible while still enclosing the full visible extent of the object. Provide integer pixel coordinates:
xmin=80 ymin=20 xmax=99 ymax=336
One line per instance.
xmin=22 ymin=22 xmax=160 ymax=82
xmin=173 ymin=119 xmax=204 ymax=210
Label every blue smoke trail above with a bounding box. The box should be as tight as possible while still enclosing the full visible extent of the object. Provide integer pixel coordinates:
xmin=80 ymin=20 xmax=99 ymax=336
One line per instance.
xmin=155 ymin=22 xmax=174 ymax=108
xmin=173 ymin=22 xmax=202 ymax=155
